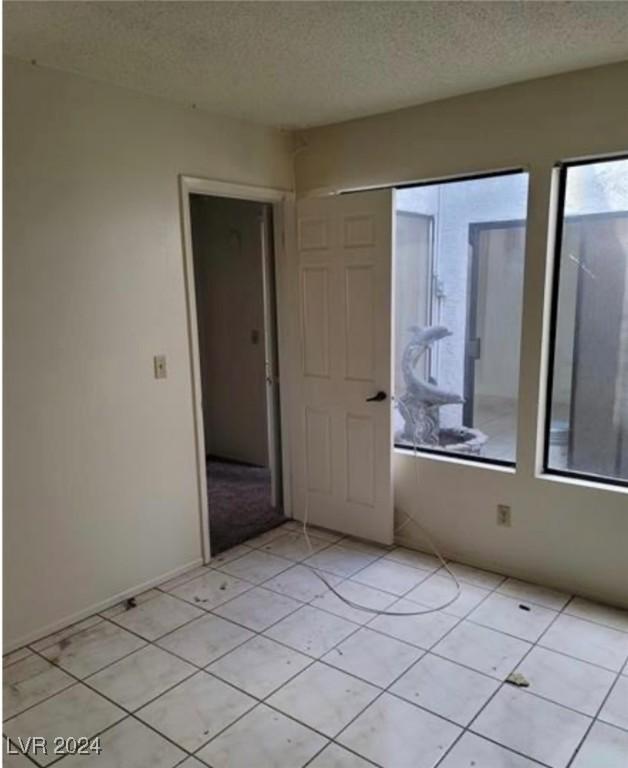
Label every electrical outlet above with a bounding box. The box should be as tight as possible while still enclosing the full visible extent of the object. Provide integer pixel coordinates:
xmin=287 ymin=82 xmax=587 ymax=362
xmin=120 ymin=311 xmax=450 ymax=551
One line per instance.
xmin=497 ymin=504 xmax=512 ymax=527
xmin=154 ymin=355 xmax=167 ymax=380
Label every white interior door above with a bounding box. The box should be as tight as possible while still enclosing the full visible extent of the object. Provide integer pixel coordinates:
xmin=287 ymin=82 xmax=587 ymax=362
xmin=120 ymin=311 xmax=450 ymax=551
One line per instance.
xmin=293 ymin=189 xmax=394 ymax=544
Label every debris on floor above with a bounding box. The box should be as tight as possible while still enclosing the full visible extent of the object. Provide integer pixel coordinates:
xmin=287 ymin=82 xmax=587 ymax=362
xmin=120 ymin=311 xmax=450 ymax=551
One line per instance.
xmin=125 ymin=597 xmax=137 ymax=610
xmin=506 ymin=671 xmax=530 ymax=687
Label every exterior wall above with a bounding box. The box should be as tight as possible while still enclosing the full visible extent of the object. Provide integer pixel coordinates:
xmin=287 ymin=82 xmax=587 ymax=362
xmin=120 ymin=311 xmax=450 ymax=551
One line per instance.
xmin=396 ymin=175 xmax=529 ymax=429
xmin=396 ymin=164 xmax=626 ymax=427
xmin=3 ymin=57 xmax=293 ymax=649
xmin=295 ymin=62 xmax=628 ymax=607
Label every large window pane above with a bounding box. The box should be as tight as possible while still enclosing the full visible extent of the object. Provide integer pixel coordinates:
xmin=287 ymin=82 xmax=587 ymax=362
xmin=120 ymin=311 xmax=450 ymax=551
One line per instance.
xmin=394 ymin=172 xmax=529 ymax=464
xmin=546 ymin=157 xmax=628 ymax=485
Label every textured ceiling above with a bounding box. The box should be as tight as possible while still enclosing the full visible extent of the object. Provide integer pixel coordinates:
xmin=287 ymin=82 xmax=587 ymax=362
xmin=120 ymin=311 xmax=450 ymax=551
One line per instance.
xmin=5 ymin=1 xmax=628 ymax=128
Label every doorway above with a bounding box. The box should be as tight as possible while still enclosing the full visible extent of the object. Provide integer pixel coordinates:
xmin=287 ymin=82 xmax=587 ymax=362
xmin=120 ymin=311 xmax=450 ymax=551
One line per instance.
xmin=188 ymin=192 xmax=285 ymax=554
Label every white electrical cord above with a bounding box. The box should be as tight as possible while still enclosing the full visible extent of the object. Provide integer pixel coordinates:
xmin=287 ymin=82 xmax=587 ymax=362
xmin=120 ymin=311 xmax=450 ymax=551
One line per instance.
xmin=300 ymin=399 xmax=461 ymax=617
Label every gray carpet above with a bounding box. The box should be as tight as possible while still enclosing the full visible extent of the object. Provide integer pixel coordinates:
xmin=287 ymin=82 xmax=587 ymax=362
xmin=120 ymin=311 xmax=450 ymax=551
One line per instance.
xmin=207 ymin=459 xmax=285 ymax=554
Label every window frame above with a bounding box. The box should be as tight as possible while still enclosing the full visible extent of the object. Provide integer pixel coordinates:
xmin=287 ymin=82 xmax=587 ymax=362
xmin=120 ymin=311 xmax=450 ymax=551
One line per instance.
xmin=392 ymin=168 xmax=529 ymax=469
xmin=542 ymin=155 xmax=628 ymax=489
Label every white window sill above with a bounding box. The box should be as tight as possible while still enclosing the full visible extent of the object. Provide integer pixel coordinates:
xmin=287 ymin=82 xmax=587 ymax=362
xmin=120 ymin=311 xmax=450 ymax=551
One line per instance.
xmin=536 ymin=471 xmax=628 ymax=495
xmin=393 ymin=446 xmax=516 ymax=474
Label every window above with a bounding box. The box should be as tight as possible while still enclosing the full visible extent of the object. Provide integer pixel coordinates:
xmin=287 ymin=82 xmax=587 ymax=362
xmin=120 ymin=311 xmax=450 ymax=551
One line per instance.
xmin=545 ymin=157 xmax=628 ymax=486
xmin=394 ymin=171 xmax=529 ymax=464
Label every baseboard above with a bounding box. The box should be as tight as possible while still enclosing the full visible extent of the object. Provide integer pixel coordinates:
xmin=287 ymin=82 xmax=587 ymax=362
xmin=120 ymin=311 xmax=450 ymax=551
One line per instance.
xmin=4 ymin=557 xmax=205 ymax=653
xmin=394 ymin=533 xmax=628 ymax=611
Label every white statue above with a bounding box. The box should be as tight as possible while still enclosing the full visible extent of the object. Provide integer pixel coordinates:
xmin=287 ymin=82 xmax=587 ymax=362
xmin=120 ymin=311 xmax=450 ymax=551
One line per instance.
xmin=398 ymin=325 xmax=464 ymax=445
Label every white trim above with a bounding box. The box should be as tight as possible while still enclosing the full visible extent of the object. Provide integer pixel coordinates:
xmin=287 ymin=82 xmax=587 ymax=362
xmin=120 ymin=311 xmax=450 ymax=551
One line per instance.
xmin=179 ymin=175 xmax=295 ymax=564
xmin=392 ymin=534 xmax=628 ymax=610
xmin=270 ymin=196 xmax=296 ymax=522
xmin=536 ymin=471 xmax=628 ymax=496
xmin=4 ymin=558 xmax=204 ymax=653
xmin=301 ymin=164 xmax=531 ymax=198
xmin=534 ymin=165 xmax=561 ymax=475
xmin=181 ymin=176 xmax=289 ymax=202
xmin=394 ymin=446 xmax=516 ymax=474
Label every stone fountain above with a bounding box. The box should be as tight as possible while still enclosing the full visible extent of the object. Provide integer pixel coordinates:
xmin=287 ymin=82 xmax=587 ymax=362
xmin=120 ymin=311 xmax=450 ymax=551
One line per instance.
xmin=396 ymin=325 xmax=487 ymax=455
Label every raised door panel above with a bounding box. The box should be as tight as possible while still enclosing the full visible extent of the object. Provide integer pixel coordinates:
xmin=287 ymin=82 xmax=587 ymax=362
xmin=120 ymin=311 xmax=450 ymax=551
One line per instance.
xmin=343 ymin=215 xmax=376 ymax=248
xmin=305 ymin=407 xmax=332 ymax=494
xmin=345 ymin=414 xmax=375 ymax=506
xmin=344 ymin=265 xmax=376 ymax=382
xmin=298 ymin=218 xmax=330 ymax=251
xmin=300 ymin=266 xmax=330 ymax=378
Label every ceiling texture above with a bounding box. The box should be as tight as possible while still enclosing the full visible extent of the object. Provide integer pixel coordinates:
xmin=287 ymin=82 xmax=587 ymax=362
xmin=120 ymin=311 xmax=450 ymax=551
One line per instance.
xmin=4 ymin=1 xmax=628 ymax=128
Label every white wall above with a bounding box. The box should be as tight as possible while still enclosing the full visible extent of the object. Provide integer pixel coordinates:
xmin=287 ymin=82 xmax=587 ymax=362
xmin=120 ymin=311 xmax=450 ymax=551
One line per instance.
xmin=3 ymin=57 xmax=293 ymax=649
xmin=295 ymin=62 xmax=628 ymax=607
xmin=190 ymin=196 xmax=269 ymax=467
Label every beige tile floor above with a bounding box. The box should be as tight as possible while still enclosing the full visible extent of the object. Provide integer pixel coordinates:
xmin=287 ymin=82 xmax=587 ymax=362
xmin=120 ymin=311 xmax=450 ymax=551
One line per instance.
xmin=3 ymin=520 xmax=628 ymax=767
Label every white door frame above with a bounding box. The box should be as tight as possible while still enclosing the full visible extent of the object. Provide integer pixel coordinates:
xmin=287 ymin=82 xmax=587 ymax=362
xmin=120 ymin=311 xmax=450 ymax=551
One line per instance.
xmin=179 ymin=175 xmax=295 ymax=563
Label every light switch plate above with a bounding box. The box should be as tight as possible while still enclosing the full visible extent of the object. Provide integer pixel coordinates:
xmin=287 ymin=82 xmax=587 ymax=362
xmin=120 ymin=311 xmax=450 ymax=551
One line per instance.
xmin=154 ymin=355 xmax=167 ymax=379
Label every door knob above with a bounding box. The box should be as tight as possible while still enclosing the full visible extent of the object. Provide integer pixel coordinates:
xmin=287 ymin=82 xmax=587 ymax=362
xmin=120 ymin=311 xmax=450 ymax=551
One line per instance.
xmin=366 ymin=391 xmax=387 ymax=402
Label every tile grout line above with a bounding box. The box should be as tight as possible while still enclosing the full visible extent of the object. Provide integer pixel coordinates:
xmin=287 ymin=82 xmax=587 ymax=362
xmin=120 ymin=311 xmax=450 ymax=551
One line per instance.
xmin=460 ymin=600 xmax=573 ymax=763
xmin=6 ymin=627 xmax=624 ymax=767
xmin=0 ymin=542 xmax=578 ymax=765
xmin=7 ymin=526 xmax=627 ymax=661
xmin=564 ymin=652 xmax=628 ymax=768
xmin=430 ymin=594 xmax=569 ymax=768
xmin=18 ymin=645 xmax=205 ymax=767
xmin=374 ymin=570 xmax=553 ymax=768
xmin=439 ymin=569 xmax=601 ymax=766
xmin=5 ymin=573 xmax=314 ymax=762
xmin=354 ymin=565 xmax=628 ymax=676
xmin=318 ymin=563 xmax=505 ymax=768
xmin=0 ymin=528 xmax=560 ymax=664
xmin=180 ymin=533 xmax=405 ymax=765
xmin=6 ymin=589 xmax=626 ymax=768
xmin=5 ymin=524 xmax=628 ymax=767
xmin=462 ymin=586 xmax=624 ymax=768
xmin=183 ymin=590 xmax=382 ymax=764
xmin=303 ymin=549 xmax=628 ymax=762
xmin=6 ymin=533 xmax=368 ymax=765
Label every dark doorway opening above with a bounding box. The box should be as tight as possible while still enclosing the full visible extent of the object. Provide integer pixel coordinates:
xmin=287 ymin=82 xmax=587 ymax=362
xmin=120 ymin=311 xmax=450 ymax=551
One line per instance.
xmin=190 ymin=195 xmax=285 ymax=553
